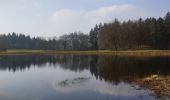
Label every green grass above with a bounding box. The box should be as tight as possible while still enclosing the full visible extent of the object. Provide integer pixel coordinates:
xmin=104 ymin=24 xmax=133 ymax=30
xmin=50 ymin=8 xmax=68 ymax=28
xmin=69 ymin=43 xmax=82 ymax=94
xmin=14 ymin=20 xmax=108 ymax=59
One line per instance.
xmin=0 ymin=50 xmax=170 ymax=56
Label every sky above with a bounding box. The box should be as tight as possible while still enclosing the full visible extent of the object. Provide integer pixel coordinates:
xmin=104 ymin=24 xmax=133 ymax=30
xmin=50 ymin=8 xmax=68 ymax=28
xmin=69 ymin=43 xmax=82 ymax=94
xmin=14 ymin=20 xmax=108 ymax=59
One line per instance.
xmin=0 ymin=0 xmax=170 ymax=37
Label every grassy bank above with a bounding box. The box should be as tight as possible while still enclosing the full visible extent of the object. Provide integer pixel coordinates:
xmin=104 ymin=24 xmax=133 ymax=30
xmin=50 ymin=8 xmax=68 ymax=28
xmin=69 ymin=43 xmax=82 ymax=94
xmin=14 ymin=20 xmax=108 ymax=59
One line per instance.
xmin=0 ymin=50 xmax=170 ymax=56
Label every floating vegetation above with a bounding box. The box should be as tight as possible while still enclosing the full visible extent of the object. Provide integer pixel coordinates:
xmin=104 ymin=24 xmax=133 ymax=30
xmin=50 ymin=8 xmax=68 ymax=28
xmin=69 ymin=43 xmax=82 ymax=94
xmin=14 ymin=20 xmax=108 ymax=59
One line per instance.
xmin=58 ymin=77 xmax=91 ymax=87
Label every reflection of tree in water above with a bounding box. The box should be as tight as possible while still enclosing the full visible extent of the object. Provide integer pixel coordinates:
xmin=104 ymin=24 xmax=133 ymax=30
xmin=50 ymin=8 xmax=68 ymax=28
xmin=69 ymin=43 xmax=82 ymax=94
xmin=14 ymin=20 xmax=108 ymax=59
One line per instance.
xmin=89 ymin=55 xmax=99 ymax=79
xmin=55 ymin=55 xmax=91 ymax=72
xmin=0 ymin=55 xmax=170 ymax=84
xmin=0 ymin=55 xmax=58 ymax=72
xmin=0 ymin=55 xmax=93 ymax=72
xmin=97 ymin=56 xmax=170 ymax=84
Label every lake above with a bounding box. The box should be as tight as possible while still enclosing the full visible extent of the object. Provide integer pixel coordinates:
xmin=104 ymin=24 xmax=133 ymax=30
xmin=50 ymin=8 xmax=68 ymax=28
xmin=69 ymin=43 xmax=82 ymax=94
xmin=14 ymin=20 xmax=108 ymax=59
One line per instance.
xmin=0 ymin=55 xmax=169 ymax=100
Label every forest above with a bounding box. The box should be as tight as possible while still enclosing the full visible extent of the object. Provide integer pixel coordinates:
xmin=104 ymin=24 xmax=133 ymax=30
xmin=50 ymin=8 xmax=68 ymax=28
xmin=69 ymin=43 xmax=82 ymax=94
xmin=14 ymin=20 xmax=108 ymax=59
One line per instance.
xmin=0 ymin=12 xmax=170 ymax=51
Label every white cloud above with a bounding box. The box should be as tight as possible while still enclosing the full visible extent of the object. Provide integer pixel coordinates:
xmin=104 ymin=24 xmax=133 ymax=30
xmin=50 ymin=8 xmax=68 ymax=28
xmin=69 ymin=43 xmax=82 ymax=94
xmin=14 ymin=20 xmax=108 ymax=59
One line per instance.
xmin=0 ymin=2 xmax=146 ymax=37
xmin=54 ymin=79 xmax=147 ymax=97
xmin=51 ymin=4 xmax=140 ymax=34
xmin=0 ymin=0 xmax=168 ymax=37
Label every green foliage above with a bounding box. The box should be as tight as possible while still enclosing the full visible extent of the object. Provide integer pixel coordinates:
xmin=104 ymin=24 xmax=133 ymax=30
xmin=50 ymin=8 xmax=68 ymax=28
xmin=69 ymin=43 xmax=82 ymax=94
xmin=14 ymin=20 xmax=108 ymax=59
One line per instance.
xmin=97 ymin=12 xmax=170 ymax=50
xmin=0 ymin=12 xmax=170 ymax=51
xmin=0 ymin=32 xmax=90 ymax=51
xmin=89 ymin=24 xmax=100 ymax=50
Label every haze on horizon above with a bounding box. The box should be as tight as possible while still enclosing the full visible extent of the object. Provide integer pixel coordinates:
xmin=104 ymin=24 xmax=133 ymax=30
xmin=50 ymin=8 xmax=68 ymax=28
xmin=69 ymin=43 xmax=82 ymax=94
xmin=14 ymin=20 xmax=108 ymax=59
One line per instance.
xmin=0 ymin=0 xmax=170 ymax=37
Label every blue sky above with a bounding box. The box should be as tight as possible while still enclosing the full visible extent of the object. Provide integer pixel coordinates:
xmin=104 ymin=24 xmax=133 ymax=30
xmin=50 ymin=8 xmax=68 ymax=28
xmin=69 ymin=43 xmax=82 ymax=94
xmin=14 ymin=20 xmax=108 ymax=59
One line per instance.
xmin=0 ymin=0 xmax=170 ymax=37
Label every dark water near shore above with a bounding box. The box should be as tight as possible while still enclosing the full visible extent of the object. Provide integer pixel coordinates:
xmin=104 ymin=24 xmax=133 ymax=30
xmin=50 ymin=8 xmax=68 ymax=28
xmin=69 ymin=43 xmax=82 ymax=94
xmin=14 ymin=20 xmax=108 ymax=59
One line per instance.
xmin=0 ymin=55 xmax=170 ymax=100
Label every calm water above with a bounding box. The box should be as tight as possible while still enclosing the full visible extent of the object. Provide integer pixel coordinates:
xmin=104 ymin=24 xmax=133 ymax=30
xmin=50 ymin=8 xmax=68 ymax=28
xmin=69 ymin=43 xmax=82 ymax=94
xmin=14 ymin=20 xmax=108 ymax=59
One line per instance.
xmin=0 ymin=55 xmax=170 ymax=100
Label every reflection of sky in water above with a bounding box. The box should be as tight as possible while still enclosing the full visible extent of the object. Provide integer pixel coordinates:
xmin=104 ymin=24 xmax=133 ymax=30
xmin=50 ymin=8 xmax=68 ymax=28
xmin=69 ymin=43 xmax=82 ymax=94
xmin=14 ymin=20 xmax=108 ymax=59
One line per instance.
xmin=55 ymin=77 xmax=148 ymax=97
xmin=0 ymin=57 xmax=160 ymax=100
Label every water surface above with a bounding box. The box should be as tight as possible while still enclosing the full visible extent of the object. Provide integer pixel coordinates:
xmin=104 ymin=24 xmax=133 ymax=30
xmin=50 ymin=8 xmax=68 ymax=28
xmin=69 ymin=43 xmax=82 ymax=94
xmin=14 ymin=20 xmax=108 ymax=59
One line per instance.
xmin=0 ymin=55 xmax=169 ymax=100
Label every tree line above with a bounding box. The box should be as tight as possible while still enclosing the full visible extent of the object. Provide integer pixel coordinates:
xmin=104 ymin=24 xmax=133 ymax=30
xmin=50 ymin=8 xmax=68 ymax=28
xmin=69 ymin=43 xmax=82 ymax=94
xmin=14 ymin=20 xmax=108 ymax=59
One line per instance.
xmin=97 ymin=12 xmax=170 ymax=50
xmin=0 ymin=32 xmax=90 ymax=50
xmin=0 ymin=12 xmax=170 ymax=50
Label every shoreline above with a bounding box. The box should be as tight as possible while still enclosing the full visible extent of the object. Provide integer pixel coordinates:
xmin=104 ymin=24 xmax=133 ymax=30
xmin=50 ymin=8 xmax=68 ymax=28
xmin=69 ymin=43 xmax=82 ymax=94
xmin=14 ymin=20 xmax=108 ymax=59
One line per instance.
xmin=136 ymin=75 xmax=170 ymax=99
xmin=0 ymin=50 xmax=170 ymax=56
